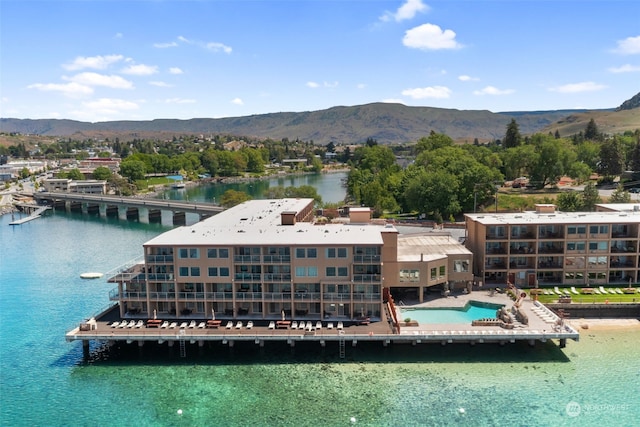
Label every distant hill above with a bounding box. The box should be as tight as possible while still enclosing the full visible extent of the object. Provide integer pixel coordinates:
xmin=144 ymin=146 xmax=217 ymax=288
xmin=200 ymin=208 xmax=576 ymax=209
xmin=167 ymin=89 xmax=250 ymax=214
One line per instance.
xmin=1 ymin=99 xmax=638 ymax=145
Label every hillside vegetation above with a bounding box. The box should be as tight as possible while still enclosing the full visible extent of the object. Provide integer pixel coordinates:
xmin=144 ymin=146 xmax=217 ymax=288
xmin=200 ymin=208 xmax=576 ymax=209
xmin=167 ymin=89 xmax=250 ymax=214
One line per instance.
xmin=0 ymin=103 xmax=595 ymax=145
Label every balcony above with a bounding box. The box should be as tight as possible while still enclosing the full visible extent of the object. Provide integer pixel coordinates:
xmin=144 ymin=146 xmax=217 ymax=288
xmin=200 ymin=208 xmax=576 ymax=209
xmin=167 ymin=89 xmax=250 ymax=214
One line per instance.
xmin=352 ymin=293 xmax=381 ymax=302
xmin=146 ymin=273 xmax=174 ymax=281
xmin=146 ymin=254 xmax=174 ymax=263
xmin=485 ymin=261 xmax=506 ymax=270
xmin=262 ymin=255 xmax=291 ymax=263
xmin=234 ymin=273 xmax=261 ymax=281
xmin=263 ymin=273 xmax=292 ymax=282
xmin=178 ymin=292 xmax=205 ymax=300
xmin=353 ymin=274 xmax=382 ymax=282
xmin=148 ymin=291 xmax=176 ymax=300
xmin=235 ymin=292 xmax=263 ymax=301
xmin=322 ymin=293 xmax=352 ymax=302
xmin=538 ymin=244 xmax=564 ymax=254
xmin=233 ymin=255 xmax=261 ymax=263
xmin=353 ymin=255 xmax=381 ymax=263
xmin=509 ymin=244 xmax=535 ymax=255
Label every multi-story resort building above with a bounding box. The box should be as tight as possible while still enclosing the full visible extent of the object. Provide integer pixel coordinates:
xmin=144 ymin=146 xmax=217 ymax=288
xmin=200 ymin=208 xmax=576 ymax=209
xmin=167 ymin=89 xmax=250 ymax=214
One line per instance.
xmin=465 ymin=204 xmax=640 ymax=288
xmin=109 ymin=198 xmax=473 ymax=323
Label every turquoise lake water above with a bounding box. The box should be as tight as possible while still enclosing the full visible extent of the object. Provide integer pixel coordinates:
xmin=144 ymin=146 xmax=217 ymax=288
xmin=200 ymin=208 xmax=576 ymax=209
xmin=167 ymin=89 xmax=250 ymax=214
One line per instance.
xmin=401 ymin=303 xmax=503 ymax=324
xmin=1 ymin=195 xmax=639 ymax=425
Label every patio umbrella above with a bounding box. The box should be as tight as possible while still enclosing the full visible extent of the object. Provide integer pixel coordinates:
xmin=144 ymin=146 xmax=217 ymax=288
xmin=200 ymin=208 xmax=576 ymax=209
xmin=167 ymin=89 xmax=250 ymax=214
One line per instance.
xmin=153 ymin=309 xmax=157 ymax=320
xmin=211 ymin=307 xmax=215 ymax=320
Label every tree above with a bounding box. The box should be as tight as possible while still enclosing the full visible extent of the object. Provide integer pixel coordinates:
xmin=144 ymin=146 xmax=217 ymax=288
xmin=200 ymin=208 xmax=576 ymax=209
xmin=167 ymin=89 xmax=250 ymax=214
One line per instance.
xmin=609 ymin=184 xmax=631 ymax=203
xmin=67 ymin=168 xmax=85 ymax=181
xmin=92 ymin=166 xmax=112 ymax=180
xmin=599 ymin=137 xmax=625 ymax=177
xmin=581 ymin=182 xmax=601 ymax=211
xmin=415 ymin=131 xmax=453 ymax=154
xmin=556 ymin=191 xmax=582 ymax=212
xmin=504 ymin=119 xmax=522 ymax=149
xmin=119 ymin=160 xmax=147 ymax=181
xmin=220 ymin=190 xmax=251 ymax=208
xmin=584 ymin=118 xmax=599 ymax=141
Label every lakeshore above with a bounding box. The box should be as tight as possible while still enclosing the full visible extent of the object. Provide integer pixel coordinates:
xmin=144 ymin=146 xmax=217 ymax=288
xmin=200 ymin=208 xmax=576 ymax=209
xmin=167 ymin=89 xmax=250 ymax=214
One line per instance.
xmin=2 ymin=211 xmax=640 ymax=426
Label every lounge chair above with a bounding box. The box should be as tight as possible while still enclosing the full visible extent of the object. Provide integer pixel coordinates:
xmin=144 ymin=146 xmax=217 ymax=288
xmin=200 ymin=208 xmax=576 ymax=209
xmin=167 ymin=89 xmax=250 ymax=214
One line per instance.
xmin=160 ymin=321 xmax=169 ymax=328
xmin=571 ymin=287 xmax=579 ymax=295
xmin=247 ymin=321 xmax=253 ymax=329
xmin=594 ymin=289 xmax=601 ymax=294
xmin=615 ymin=288 xmax=623 ymax=294
xmin=554 ymin=286 xmax=563 ymax=295
xmin=337 ymin=321 xmax=344 ymax=330
xmin=268 ymin=321 xmax=275 ymax=330
xmin=316 ymin=321 xmax=322 ymax=330
xmin=179 ymin=322 xmax=188 ymax=329
xmin=197 ymin=322 xmax=206 ymax=329
xmin=307 ymin=323 xmax=313 ymax=332
xmin=126 ymin=320 xmax=136 ymax=328
xmin=135 ymin=320 xmax=144 ymax=328
xmin=169 ymin=322 xmax=178 ymax=329
xmin=225 ymin=321 xmax=233 ymax=329
xmin=327 ymin=322 xmax=334 ymax=329
xmin=110 ymin=321 xmax=120 ymax=328
xmin=599 ymin=286 xmax=608 ymax=294
xmin=291 ymin=321 xmax=298 ymax=329
xmin=235 ymin=321 xmax=243 ymax=329
xmin=298 ymin=321 xmax=305 ymax=330
xmin=188 ymin=320 xmax=196 ymax=328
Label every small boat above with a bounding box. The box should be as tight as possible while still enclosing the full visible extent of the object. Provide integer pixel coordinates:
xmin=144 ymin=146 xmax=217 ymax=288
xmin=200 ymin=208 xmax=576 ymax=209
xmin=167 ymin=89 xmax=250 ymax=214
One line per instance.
xmin=80 ymin=272 xmax=103 ymax=279
xmin=171 ymin=182 xmax=186 ymax=189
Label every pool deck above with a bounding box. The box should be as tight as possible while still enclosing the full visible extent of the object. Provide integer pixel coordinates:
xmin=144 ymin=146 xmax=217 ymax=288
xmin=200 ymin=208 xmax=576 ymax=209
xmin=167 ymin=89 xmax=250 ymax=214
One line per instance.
xmin=66 ymin=291 xmax=579 ymax=355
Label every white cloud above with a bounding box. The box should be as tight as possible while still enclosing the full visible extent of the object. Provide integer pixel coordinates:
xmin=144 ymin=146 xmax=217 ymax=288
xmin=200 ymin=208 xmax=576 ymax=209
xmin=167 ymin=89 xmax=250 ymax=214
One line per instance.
xmin=82 ymin=98 xmax=139 ymax=115
xmin=613 ymin=35 xmax=640 ymax=55
xmin=206 ymin=42 xmax=232 ymax=54
xmin=169 ymin=67 xmax=184 ymax=75
xmin=27 ymin=82 xmax=93 ymax=97
xmin=306 ymin=81 xmax=320 ymax=88
xmin=163 ymin=98 xmax=196 ymax=104
xmin=403 ymin=23 xmax=462 ymax=50
xmin=121 ymin=64 xmax=158 ymax=76
xmin=154 ymin=41 xmax=178 ymax=48
xmin=173 ymin=36 xmax=232 ymax=53
xmin=458 ymin=75 xmax=479 ymax=82
xmin=608 ymin=64 xmax=640 ymax=73
xmin=323 ymin=81 xmax=339 ymax=88
xmin=149 ymin=81 xmax=172 ymax=87
xmin=63 ymin=54 xmax=124 ymax=71
xmin=380 ymin=0 xmax=429 ymax=22
xmin=401 ymin=86 xmax=451 ymax=99
xmin=357 ymin=83 xmax=366 ymax=89
xmin=64 ymin=72 xmax=134 ymax=89
xmin=231 ymin=98 xmax=244 ymax=105
xmin=473 ymin=86 xmax=514 ymax=95
xmin=548 ymin=82 xmax=607 ymax=94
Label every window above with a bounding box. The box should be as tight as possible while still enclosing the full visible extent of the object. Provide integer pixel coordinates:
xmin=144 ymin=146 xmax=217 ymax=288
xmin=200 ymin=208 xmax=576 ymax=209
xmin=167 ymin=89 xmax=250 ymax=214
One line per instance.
xmin=567 ymin=242 xmax=585 ymax=251
xmin=307 ymin=248 xmax=317 ymax=258
xmin=219 ymin=248 xmax=229 ymax=258
xmin=589 ymin=242 xmax=608 ymax=251
xmin=400 ymin=270 xmax=420 ymax=280
xmin=326 ymin=267 xmax=336 ymax=277
xmin=207 ymin=248 xmax=218 ymax=258
xmin=568 ymin=225 xmax=586 ymax=235
xmin=179 ymin=248 xmax=188 ymax=258
xmin=431 ymin=268 xmax=436 ymax=280
xmin=308 ymin=266 xmax=318 ymax=277
xmin=190 ymin=267 xmax=200 ymax=277
xmin=219 ymin=267 xmax=229 ymax=277
xmin=439 ymin=265 xmax=445 ymax=276
xmin=179 ymin=248 xmax=199 ymax=258
xmin=337 ymin=267 xmax=348 ymax=277
xmin=326 ymin=247 xmax=348 ymax=258
xmin=296 ymin=248 xmax=306 ymax=258
xmin=296 ymin=266 xmax=317 ymax=277
xmin=208 ymin=267 xmax=218 ymax=277
xmin=296 ymin=266 xmax=306 ymax=277
xmin=454 ymin=260 xmax=469 ymax=273
xmin=179 ymin=267 xmax=189 ymax=276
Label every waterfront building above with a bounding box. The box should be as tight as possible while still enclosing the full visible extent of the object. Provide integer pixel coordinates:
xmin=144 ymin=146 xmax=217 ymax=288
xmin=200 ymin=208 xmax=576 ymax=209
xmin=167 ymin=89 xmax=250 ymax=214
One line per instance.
xmin=43 ymin=178 xmax=107 ymax=194
xmin=465 ymin=204 xmax=640 ymax=288
xmin=109 ymin=198 xmax=473 ymax=322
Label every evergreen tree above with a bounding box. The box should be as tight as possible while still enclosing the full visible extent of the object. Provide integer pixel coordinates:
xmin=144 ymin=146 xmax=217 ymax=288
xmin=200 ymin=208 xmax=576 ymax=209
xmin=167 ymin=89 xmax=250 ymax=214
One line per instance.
xmin=584 ymin=118 xmax=599 ymax=141
xmin=609 ymin=184 xmax=631 ymax=203
xmin=504 ymin=119 xmax=522 ymax=148
xmin=581 ymin=182 xmax=601 ymax=211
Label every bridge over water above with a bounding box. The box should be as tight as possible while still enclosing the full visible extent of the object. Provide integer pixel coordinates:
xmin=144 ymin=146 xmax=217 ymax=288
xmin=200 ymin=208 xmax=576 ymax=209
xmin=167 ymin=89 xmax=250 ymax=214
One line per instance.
xmin=33 ymin=192 xmax=224 ymax=225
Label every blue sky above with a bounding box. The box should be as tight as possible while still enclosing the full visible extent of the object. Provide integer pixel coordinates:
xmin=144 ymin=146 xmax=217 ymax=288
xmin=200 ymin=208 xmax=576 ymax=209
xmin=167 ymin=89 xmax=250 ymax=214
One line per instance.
xmin=1 ymin=0 xmax=639 ymax=122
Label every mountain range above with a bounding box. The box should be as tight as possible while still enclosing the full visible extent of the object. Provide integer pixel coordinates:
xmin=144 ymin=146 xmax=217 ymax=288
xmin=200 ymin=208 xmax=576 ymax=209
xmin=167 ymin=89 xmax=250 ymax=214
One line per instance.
xmin=1 ymin=93 xmax=638 ymax=145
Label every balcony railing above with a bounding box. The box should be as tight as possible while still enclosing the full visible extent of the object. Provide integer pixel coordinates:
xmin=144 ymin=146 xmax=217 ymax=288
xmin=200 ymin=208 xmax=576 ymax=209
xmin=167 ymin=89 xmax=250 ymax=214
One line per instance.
xmin=353 ymin=255 xmax=381 ymax=263
xmin=178 ymin=292 xmax=206 ymax=300
xmin=235 ymin=292 xmax=263 ymax=301
xmin=234 ymin=273 xmax=261 ymax=281
xmin=262 ymin=255 xmax=291 ymax=263
xmin=146 ymin=273 xmax=174 ymax=281
xmin=353 ymin=274 xmax=381 ymax=282
xmin=263 ymin=273 xmax=292 ymax=282
xmin=322 ymin=292 xmax=352 ymax=301
xmin=146 ymin=254 xmax=174 ymax=263
xmin=148 ymin=291 xmax=176 ymax=299
xmin=352 ymin=293 xmax=381 ymax=302
xmin=233 ymin=255 xmax=261 ymax=263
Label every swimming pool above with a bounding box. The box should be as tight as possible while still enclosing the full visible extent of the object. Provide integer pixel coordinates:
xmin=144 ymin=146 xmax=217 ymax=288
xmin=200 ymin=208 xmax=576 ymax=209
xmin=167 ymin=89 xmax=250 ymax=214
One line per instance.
xmin=400 ymin=301 xmax=504 ymax=324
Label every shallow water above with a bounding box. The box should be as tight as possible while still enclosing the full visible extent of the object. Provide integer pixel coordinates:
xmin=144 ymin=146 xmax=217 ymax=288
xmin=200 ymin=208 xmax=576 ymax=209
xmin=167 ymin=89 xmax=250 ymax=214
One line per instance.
xmin=1 ymin=211 xmax=639 ymax=426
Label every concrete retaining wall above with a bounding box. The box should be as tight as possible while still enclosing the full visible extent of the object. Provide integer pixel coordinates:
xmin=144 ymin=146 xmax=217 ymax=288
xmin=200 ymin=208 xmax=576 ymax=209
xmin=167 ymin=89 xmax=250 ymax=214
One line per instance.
xmin=547 ymin=303 xmax=640 ymax=318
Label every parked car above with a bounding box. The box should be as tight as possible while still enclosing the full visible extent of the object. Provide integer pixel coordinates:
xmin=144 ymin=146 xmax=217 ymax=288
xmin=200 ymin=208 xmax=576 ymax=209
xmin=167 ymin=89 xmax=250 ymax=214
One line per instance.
xmin=628 ymin=187 xmax=640 ymax=193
